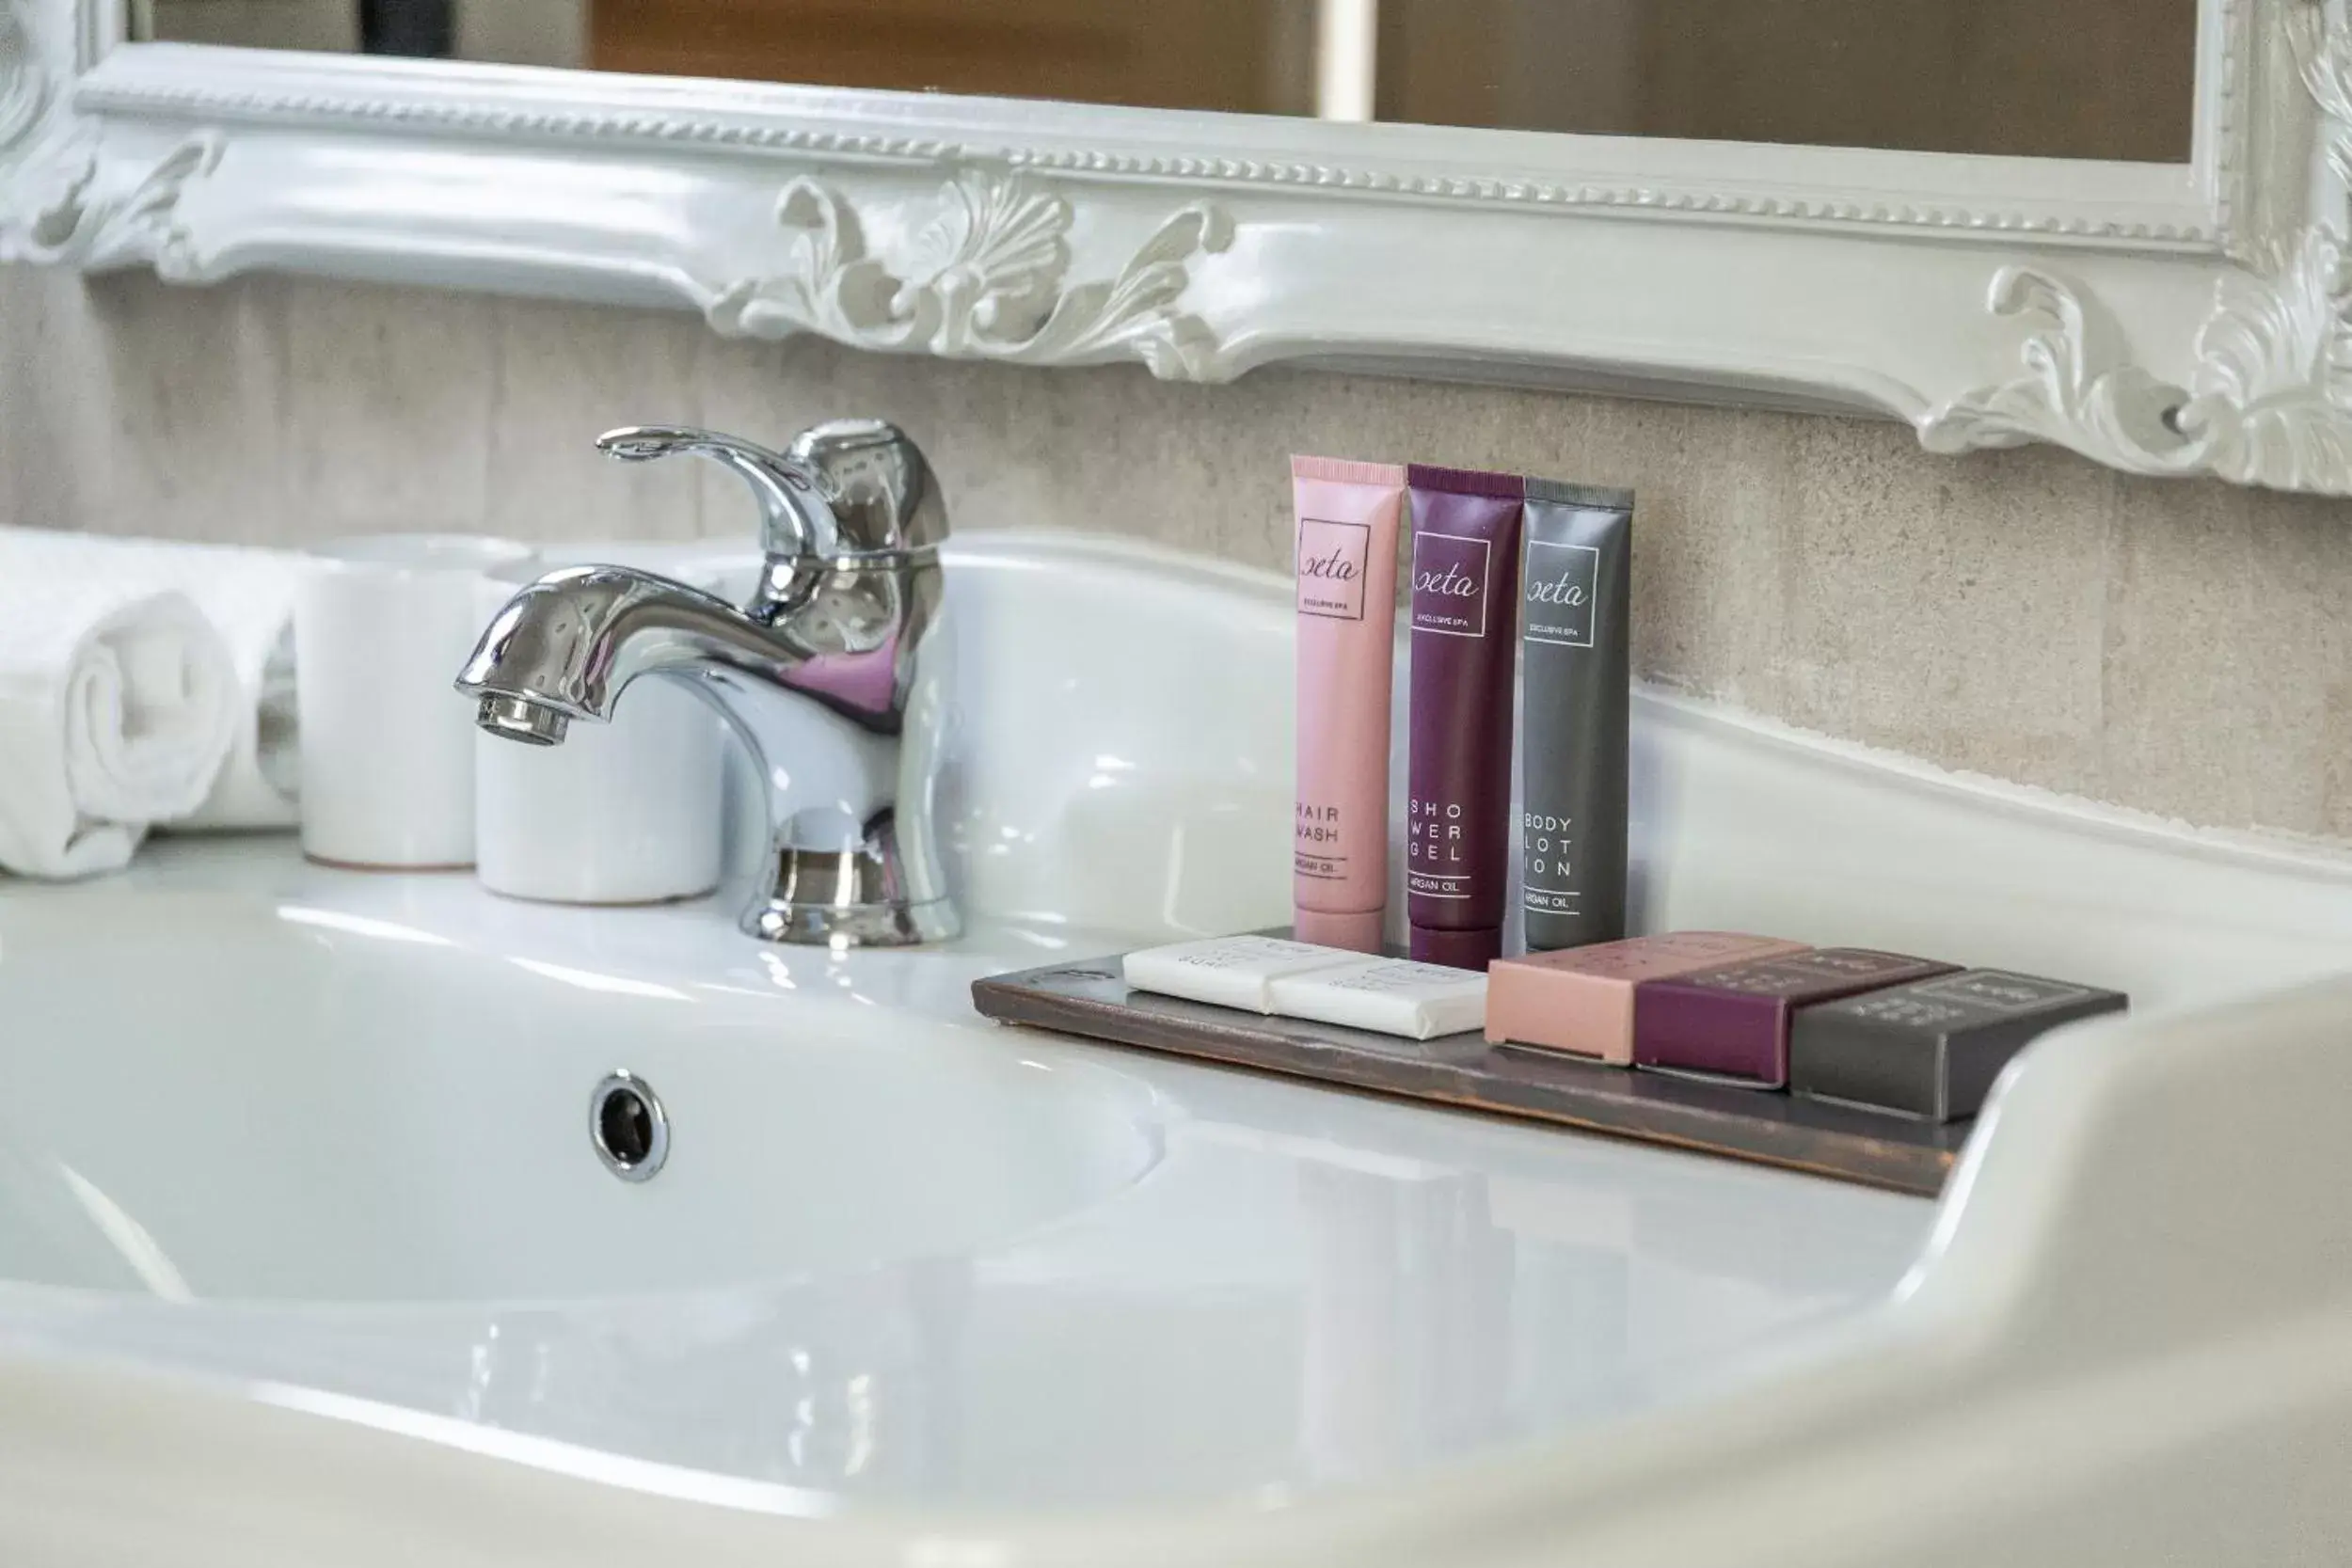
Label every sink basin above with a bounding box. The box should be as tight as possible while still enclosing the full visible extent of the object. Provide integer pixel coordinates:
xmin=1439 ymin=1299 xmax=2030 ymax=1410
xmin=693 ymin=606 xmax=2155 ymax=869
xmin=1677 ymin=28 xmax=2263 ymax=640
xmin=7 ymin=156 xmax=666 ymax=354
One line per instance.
xmin=10 ymin=533 xmax=2349 ymax=1562
xmin=0 ymin=893 xmax=1159 ymax=1305
xmin=0 ymin=534 xmax=1936 ymax=1515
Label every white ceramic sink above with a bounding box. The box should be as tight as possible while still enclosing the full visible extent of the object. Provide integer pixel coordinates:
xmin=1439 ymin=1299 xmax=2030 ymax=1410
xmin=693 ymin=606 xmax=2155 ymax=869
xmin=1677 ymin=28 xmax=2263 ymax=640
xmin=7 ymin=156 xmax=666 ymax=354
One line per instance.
xmin=0 ymin=534 xmax=1936 ymax=1516
xmin=8 ymin=535 xmax=2352 ymax=1564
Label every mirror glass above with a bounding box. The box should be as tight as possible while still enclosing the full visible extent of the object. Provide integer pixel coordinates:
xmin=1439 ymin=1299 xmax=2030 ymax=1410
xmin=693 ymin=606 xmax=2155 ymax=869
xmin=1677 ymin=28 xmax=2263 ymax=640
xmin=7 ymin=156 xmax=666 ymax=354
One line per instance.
xmin=136 ymin=0 xmax=2198 ymax=164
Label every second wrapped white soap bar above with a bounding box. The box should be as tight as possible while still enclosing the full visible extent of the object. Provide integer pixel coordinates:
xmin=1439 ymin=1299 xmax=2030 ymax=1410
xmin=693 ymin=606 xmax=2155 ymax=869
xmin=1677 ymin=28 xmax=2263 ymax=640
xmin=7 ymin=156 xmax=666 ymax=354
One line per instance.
xmin=1122 ymin=935 xmax=1364 ymax=1013
xmin=1267 ymin=958 xmax=1488 ymax=1040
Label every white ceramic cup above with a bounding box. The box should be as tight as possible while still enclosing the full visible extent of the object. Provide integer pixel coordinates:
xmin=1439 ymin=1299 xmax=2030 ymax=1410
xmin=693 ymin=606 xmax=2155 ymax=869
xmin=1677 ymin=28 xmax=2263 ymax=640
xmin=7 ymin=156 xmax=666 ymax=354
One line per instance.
xmin=295 ymin=534 xmax=536 ymax=869
xmin=473 ymin=555 xmax=730 ymax=905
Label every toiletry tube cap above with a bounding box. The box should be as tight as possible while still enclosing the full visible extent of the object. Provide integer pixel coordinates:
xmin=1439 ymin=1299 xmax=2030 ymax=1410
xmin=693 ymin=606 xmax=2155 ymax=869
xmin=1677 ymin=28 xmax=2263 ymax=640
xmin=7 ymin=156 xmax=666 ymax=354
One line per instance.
xmin=1295 ymin=908 xmax=1384 ymax=955
xmin=1409 ymin=924 xmax=1502 ymax=971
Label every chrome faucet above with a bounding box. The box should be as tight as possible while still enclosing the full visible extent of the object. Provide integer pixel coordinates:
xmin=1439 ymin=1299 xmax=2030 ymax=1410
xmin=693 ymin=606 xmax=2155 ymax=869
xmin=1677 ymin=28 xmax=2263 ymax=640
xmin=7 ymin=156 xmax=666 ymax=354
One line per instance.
xmin=455 ymin=420 xmax=958 ymax=947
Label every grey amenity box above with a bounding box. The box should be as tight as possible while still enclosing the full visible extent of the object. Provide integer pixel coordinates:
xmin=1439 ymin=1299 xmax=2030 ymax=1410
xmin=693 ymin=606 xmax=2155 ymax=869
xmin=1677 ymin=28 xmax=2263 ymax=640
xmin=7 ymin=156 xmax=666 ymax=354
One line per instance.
xmin=1789 ymin=969 xmax=2128 ymax=1123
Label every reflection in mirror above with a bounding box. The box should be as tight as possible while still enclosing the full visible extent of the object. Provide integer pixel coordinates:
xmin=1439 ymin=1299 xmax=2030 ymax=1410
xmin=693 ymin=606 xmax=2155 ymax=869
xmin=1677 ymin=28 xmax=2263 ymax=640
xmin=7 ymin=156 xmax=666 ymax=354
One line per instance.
xmin=135 ymin=0 xmax=2197 ymax=163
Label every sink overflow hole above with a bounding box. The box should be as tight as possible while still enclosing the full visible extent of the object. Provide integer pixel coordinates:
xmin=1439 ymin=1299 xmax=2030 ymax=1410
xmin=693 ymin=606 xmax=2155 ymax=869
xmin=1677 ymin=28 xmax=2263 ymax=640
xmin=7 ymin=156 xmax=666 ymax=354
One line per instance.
xmin=591 ymin=1072 xmax=669 ymax=1181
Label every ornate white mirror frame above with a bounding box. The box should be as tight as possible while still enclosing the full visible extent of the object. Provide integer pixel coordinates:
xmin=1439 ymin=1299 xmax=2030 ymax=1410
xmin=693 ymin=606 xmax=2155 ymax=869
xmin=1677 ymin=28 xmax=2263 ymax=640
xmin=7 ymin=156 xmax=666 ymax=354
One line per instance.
xmin=5 ymin=0 xmax=2352 ymax=492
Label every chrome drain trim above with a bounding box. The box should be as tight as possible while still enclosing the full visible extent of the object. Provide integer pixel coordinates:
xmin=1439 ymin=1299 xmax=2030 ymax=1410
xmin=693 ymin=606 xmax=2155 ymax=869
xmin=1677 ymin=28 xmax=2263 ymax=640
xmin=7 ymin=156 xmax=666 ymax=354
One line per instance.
xmin=590 ymin=1071 xmax=669 ymax=1181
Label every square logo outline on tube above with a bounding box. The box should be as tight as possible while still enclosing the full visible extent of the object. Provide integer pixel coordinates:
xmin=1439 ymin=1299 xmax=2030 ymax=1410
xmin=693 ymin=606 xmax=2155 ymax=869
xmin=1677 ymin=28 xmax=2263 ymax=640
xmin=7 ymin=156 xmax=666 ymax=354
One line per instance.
xmin=1410 ymin=531 xmax=1493 ymax=640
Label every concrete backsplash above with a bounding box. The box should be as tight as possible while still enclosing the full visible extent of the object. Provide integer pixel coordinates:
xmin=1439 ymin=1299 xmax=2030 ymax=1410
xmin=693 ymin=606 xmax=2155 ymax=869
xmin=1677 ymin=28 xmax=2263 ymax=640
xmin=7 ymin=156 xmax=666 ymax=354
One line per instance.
xmin=7 ymin=262 xmax=2350 ymax=843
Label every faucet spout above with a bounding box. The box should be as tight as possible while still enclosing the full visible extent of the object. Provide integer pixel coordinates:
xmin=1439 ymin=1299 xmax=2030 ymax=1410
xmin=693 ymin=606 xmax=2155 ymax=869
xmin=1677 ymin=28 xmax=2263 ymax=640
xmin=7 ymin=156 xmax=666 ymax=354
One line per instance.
xmin=460 ymin=564 xmax=852 ymax=723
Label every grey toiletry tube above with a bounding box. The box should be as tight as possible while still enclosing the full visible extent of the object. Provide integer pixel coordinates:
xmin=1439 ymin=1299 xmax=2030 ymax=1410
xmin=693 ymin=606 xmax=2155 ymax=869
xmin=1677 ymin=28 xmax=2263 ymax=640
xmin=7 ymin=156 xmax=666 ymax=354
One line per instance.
xmin=1518 ymin=481 xmax=1632 ymax=952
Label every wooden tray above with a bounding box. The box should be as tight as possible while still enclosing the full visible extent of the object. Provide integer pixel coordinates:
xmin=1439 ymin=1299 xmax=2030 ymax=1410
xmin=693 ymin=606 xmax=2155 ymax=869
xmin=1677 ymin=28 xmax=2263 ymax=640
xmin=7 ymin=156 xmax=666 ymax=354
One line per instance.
xmin=971 ymin=956 xmax=1969 ymax=1196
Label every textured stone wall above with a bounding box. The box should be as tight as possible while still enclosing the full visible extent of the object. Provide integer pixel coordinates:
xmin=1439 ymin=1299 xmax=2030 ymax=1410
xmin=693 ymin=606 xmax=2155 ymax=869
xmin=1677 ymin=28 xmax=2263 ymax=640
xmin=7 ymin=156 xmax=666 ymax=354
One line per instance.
xmin=8 ymin=263 xmax=2349 ymax=840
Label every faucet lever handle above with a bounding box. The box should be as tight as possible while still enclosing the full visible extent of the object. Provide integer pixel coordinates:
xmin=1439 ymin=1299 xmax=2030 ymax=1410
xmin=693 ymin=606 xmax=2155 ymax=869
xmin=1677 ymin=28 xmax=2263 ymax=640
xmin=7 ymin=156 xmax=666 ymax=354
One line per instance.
xmin=596 ymin=425 xmax=841 ymax=561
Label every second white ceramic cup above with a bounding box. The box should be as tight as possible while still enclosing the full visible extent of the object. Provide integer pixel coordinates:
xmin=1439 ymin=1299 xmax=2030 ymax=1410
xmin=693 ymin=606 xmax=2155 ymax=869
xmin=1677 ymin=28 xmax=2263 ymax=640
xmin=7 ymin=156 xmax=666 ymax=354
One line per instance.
xmin=295 ymin=533 xmax=535 ymax=870
xmin=473 ymin=555 xmax=730 ymax=905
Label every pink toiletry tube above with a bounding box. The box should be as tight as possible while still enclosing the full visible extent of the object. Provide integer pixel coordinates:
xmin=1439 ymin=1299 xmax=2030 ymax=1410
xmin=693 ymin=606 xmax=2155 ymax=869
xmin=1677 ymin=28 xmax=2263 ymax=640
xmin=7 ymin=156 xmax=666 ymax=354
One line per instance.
xmin=1292 ymin=455 xmax=1406 ymax=954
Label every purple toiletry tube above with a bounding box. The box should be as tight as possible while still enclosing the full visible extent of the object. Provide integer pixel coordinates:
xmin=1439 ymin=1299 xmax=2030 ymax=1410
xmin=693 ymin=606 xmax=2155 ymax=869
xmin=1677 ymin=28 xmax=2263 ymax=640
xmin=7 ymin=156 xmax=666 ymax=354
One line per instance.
xmin=1405 ymin=465 xmax=1525 ymax=969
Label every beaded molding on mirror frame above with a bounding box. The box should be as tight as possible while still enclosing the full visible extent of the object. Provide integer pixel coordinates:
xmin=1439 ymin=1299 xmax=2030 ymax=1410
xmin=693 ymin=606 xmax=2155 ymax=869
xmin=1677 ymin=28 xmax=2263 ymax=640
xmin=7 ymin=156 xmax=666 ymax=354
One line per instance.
xmin=7 ymin=0 xmax=2352 ymax=493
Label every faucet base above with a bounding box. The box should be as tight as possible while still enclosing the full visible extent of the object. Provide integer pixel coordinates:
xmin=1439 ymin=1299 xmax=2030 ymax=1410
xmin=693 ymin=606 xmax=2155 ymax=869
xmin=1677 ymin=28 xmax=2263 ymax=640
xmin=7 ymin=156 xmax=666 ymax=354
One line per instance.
xmin=741 ymin=839 xmax=958 ymax=947
xmin=742 ymin=896 xmax=961 ymax=948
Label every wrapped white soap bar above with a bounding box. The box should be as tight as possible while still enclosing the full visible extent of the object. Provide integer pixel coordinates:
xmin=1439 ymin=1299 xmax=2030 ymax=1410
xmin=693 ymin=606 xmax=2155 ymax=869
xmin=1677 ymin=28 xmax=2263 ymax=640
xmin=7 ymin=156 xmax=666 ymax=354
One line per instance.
xmin=1267 ymin=958 xmax=1488 ymax=1040
xmin=1122 ymin=935 xmax=1365 ymax=1013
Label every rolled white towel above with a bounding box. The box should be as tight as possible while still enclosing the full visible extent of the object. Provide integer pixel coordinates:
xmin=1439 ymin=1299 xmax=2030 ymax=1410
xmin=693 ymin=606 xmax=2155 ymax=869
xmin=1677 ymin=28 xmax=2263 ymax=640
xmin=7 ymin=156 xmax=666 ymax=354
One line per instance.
xmin=0 ymin=528 xmax=303 ymax=829
xmin=0 ymin=572 xmax=239 ymax=879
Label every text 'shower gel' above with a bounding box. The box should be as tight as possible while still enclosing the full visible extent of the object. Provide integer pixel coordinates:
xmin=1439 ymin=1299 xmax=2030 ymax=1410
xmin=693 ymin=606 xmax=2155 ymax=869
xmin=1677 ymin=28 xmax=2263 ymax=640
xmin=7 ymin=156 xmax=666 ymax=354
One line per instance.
xmin=1405 ymin=466 xmax=1524 ymax=970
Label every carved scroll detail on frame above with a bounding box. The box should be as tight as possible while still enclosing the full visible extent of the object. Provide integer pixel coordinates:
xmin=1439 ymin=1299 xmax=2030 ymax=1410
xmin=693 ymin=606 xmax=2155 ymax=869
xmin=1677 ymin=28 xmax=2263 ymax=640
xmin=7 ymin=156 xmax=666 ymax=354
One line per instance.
xmin=1921 ymin=0 xmax=2352 ymax=493
xmin=0 ymin=0 xmax=46 ymax=154
xmin=703 ymin=169 xmax=1238 ymax=381
xmin=0 ymin=0 xmax=218 ymax=273
xmin=17 ymin=131 xmax=220 ymax=273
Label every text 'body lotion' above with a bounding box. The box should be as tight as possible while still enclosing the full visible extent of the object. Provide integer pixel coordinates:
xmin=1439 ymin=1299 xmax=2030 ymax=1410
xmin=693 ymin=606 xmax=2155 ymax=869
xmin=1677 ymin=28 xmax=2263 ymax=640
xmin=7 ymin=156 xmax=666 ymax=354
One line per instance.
xmin=1518 ymin=481 xmax=1632 ymax=952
